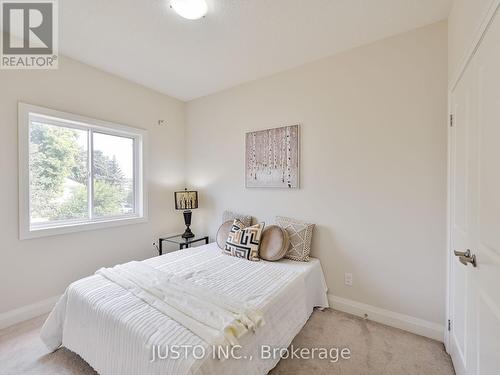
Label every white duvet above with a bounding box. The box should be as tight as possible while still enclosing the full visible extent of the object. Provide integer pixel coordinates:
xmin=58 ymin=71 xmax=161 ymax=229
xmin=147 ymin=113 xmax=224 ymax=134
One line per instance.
xmin=96 ymin=260 xmax=263 ymax=347
xmin=41 ymin=243 xmax=329 ymax=375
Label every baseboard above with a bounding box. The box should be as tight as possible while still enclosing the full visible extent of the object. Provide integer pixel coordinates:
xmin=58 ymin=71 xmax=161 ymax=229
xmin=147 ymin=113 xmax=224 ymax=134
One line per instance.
xmin=328 ymin=294 xmax=444 ymax=342
xmin=0 ymin=295 xmax=60 ymax=330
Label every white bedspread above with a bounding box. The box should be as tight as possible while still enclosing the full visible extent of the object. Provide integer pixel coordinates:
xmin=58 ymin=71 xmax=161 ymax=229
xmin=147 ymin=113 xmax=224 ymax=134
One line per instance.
xmin=41 ymin=243 xmax=329 ymax=375
xmin=96 ymin=261 xmax=263 ymax=347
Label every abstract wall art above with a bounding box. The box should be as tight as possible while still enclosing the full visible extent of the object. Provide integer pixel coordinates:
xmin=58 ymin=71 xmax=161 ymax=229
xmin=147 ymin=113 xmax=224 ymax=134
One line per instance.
xmin=245 ymin=125 xmax=299 ymax=188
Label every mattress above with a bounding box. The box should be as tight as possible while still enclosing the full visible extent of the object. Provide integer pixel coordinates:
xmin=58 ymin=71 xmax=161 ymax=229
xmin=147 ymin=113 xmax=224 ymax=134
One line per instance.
xmin=41 ymin=243 xmax=329 ymax=375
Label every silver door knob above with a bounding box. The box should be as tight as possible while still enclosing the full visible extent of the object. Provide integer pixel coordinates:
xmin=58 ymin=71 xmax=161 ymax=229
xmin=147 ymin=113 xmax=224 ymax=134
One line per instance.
xmin=454 ymin=249 xmax=477 ymax=267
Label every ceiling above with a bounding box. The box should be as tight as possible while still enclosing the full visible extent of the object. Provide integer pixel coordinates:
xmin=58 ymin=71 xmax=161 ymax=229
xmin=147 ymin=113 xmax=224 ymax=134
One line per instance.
xmin=60 ymin=0 xmax=453 ymax=101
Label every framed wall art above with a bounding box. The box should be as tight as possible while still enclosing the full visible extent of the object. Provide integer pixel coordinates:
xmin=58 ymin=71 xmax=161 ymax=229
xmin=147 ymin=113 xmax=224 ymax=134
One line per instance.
xmin=245 ymin=125 xmax=299 ymax=188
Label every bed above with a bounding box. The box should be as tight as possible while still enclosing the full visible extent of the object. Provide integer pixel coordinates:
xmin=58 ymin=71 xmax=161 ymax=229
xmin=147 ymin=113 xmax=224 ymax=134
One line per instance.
xmin=41 ymin=242 xmax=329 ymax=375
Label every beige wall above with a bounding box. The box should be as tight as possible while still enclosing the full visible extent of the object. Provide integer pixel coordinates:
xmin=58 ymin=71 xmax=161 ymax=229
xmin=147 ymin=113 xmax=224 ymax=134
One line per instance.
xmin=0 ymin=55 xmax=186 ymax=313
xmin=448 ymin=0 xmax=496 ymax=82
xmin=185 ymin=22 xmax=448 ymax=325
xmin=0 ymin=20 xmax=450 ymax=327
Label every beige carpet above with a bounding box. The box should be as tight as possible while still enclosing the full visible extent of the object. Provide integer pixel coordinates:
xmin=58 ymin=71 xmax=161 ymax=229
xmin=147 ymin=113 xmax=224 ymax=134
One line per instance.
xmin=0 ymin=309 xmax=454 ymax=375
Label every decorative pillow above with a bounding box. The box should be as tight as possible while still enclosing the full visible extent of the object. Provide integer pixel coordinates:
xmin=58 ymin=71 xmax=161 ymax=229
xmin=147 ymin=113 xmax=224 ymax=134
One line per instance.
xmin=223 ymin=220 xmax=263 ymax=261
xmin=216 ymin=220 xmax=234 ymax=249
xmin=259 ymin=225 xmax=289 ymax=261
xmin=276 ymin=216 xmax=315 ymax=262
xmin=222 ymin=210 xmax=252 ymax=227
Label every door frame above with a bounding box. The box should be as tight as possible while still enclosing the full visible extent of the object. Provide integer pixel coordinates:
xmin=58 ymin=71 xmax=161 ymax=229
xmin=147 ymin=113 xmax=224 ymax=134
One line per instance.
xmin=445 ymin=0 xmax=500 ymax=351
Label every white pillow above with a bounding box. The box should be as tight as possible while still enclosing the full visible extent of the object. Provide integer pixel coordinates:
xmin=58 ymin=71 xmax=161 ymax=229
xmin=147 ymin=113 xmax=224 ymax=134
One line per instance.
xmin=222 ymin=210 xmax=252 ymax=227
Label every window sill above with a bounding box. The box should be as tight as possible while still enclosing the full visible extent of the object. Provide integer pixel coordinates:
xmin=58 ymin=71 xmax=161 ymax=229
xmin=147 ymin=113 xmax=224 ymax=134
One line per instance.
xmin=20 ymin=215 xmax=148 ymax=240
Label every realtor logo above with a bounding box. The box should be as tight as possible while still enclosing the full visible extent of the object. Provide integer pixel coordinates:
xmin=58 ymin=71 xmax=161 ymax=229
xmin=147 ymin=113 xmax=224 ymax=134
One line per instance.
xmin=1 ymin=0 xmax=58 ymax=69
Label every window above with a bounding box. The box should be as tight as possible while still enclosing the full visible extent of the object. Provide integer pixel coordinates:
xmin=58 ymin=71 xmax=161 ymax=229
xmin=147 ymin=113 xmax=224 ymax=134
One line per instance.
xmin=19 ymin=103 xmax=147 ymax=239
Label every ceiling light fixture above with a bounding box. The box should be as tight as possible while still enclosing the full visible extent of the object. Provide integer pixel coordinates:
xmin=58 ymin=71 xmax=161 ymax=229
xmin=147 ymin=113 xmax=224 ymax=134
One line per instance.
xmin=170 ymin=0 xmax=208 ymax=20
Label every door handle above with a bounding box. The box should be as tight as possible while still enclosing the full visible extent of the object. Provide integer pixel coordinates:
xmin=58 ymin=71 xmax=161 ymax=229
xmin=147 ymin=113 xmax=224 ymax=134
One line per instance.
xmin=454 ymin=249 xmax=470 ymax=257
xmin=454 ymin=249 xmax=477 ymax=267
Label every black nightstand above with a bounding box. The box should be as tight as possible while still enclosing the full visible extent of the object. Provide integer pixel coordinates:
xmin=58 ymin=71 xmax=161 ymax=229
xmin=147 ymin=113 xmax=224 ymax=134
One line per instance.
xmin=158 ymin=234 xmax=209 ymax=255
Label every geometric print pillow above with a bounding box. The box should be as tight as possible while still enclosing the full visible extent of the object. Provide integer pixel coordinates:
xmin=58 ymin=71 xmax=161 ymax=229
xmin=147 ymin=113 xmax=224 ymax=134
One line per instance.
xmin=276 ymin=216 xmax=315 ymax=262
xmin=224 ymin=219 xmax=263 ymax=261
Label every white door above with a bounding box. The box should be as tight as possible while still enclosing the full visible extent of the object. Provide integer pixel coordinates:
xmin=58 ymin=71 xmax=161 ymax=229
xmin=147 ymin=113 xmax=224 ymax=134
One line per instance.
xmin=449 ymin=65 xmax=473 ymax=375
xmin=448 ymin=7 xmax=500 ymax=375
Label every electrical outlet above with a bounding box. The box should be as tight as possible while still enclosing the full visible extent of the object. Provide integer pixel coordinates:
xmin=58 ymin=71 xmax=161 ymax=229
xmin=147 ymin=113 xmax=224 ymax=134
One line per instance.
xmin=344 ymin=272 xmax=353 ymax=287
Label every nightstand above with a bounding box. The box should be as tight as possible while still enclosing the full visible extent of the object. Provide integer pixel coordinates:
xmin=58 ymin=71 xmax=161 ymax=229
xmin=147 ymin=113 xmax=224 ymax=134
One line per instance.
xmin=158 ymin=234 xmax=209 ymax=255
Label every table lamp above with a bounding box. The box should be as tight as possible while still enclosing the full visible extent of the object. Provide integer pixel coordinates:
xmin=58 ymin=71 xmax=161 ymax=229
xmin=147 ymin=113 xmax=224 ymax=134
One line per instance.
xmin=174 ymin=189 xmax=198 ymax=238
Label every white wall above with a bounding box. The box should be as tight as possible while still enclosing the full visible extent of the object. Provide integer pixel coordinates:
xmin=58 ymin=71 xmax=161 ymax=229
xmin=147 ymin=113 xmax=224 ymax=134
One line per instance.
xmin=448 ymin=0 xmax=497 ymax=82
xmin=0 ymin=55 xmax=186 ymax=313
xmin=185 ymin=22 xmax=448 ymax=325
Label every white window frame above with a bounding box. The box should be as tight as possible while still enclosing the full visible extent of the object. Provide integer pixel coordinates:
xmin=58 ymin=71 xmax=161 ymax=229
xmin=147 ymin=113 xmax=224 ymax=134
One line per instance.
xmin=18 ymin=103 xmax=148 ymax=239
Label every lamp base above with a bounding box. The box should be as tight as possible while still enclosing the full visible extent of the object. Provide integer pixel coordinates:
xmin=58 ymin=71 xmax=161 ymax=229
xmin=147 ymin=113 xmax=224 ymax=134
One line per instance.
xmin=182 ymin=228 xmax=195 ymax=239
xmin=182 ymin=210 xmax=195 ymax=239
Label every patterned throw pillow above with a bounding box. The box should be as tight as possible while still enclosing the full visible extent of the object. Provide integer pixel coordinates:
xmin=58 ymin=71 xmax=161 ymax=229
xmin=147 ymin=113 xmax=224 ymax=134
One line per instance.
xmin=222 ymin=210 xmax=252 ymax=227
xmin=224 ymin=220 xmax=263 ymax=261
xmin=276 ymin=216 xmax=315 ymax=262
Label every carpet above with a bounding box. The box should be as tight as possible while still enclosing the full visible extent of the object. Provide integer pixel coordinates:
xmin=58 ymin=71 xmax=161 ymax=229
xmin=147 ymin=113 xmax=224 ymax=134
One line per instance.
xmin=0 ymin=309 xmax=454 ymax=375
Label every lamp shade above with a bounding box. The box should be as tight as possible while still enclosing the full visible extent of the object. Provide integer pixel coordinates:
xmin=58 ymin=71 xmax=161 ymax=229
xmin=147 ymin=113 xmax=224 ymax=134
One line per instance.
xmin=174 ymin=190 xmax=198 ymax=210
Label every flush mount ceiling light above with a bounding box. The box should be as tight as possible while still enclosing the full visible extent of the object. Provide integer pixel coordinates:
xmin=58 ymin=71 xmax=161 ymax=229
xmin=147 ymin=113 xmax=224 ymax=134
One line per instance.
xmin=170 ymin=0 xmax=208 ymax=20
